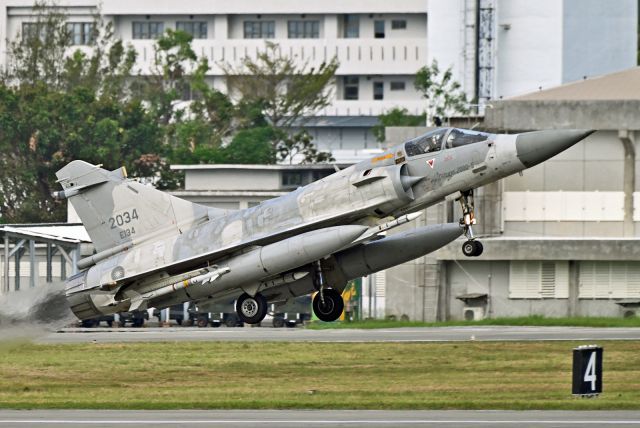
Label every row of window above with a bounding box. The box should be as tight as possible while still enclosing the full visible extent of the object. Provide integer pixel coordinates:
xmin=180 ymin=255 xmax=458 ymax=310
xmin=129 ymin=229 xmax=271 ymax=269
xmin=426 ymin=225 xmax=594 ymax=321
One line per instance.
xmin=343 ymin=77 xmax=407 ymax=101
xmin=132 ymin=21 xmax=208 ymax=39
xmin=23 ymin=22 xmax=96 ymax=45
xmin=24 ymin=17 xmax=411 ymax=43
xmin=133 ymin=20 xmax=321 ymax=40
xmin=343 ymin=15 xmax=407 ymax=38
xmin=282 ymin=170 xmax=333 ymax=187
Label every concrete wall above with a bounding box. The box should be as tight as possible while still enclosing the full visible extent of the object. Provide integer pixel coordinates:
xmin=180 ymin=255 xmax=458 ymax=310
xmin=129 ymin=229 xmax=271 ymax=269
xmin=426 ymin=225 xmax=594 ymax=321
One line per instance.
xmin=445 ymin=260 xmax=629 ymax=319
xmin=486 ymin=100 xmax=640 ymax=131
xmin=495 ymin=0 xmax=563 ymax=97
xmin=305 ymin=127 xmax=378 ymax=152
xmin=184 ymin=169 xmax=281 ymax=191
xmin=561 ymin=0 xmax=637 ymax=83
xmin=427 ymin=0 xmax=637 ymax=100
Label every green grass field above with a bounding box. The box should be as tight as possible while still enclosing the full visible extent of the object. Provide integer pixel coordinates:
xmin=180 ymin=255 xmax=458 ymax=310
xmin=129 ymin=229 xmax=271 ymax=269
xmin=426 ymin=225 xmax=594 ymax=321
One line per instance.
xmin=308 ymin=316 xmax=640 ymax=329
xmin=0 ymin=340 xmax=638 ymax=410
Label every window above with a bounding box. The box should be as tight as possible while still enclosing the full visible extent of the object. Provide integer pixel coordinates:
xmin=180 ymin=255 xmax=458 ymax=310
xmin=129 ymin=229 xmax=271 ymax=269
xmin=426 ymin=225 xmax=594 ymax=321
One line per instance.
xmin=312 ymin=170 xmax=332 ymax=181
xmin=288 ymin=20 xmax=319 ymax=38
xmin=244 ymin=21 xmax=275 ymax=38
xmin=132 ymin=21 xmax=164 ymax=39
xmin=509 ymin=261 xmax=569 ymax=299
xmin=374 ymin=20 xmax=385 ymax=38
xmin=343 ymin=76 xmax=359 ymax=100
xmin=579 ymin=262 xmax=640 ymax=299
xmin=179 ymin=82 xmax=202 ymax=101
xmin=176 ymin=21 xmax=208 ymax=39
xmin=391 ymin=19 xmax=407 ymax=30
xmin=343 ymin=14 xmax=359 ymax=38
xmin=390 ymin=81 xmax=406 ymax=91
xmin=404 ymin=129 xmax=448 ymax=156
xmin=373 ymin=81 xmax=384 ymax=100
xmin=66 ymin=22 xmax=95 ymax=45
xmin=21 ymin=22 xmax=45 ymax=43
xmin=444 ymin=129 xmax=490 ymax=149
xmin=282 ymin=171 xmax=304 ymax=187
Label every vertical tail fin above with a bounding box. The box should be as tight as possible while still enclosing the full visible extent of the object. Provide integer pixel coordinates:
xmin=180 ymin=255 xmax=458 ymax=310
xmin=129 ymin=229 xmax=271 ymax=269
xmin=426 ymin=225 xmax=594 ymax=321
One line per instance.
xmin=55 ymin=161 xmax=224 ymax=253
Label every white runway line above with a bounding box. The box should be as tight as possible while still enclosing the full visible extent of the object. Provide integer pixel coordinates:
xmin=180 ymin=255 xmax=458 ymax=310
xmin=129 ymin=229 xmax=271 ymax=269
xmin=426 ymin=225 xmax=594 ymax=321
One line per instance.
xmin=0 ymin=420 xmax=639 ymax=425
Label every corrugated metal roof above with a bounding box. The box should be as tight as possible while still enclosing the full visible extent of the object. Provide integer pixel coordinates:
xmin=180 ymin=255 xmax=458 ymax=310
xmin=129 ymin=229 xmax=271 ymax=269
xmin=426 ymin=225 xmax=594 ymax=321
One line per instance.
xmin=0 ymin=224 xmax=91 ymax=244
xmin=511 ymin=67 xmax=640 ymax=101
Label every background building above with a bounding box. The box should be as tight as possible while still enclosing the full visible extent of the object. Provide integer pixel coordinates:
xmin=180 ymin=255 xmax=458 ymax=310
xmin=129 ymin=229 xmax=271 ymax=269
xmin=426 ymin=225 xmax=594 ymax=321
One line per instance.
xmin=1 ymin=1 xmax=639 ymax=322
xmin=0 ymin=0 xmax=429 ymax=162
xmin=428 ymin=0 xmax=638 ymax=106
xmin=383 ymin=67 xmax=640 ymax=322
xmin=0 ymin=0 xmax=637 ymax=161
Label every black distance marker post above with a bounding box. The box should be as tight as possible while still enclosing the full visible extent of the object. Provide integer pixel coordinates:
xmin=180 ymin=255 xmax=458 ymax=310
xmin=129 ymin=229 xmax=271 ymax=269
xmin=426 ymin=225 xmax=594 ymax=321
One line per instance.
xmin=572 ymin=345 xmax=603 ymax=397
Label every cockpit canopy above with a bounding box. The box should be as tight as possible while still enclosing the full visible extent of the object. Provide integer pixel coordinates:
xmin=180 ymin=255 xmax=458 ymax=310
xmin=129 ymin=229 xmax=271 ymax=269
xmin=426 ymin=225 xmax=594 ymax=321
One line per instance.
xmin=404 ymin=128 xmax=491 ymax=157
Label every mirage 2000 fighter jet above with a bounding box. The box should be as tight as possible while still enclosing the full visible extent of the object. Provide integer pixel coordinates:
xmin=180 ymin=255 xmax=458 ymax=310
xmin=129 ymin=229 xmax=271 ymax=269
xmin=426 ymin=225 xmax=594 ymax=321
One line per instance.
xmin=54 ymin=128 xmax=593 ymax=324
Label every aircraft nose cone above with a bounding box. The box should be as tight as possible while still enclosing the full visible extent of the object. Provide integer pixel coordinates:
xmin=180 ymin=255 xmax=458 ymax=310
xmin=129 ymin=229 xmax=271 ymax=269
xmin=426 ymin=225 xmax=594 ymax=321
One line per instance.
xmin=515 ymin=129 xmax=595 ymax=168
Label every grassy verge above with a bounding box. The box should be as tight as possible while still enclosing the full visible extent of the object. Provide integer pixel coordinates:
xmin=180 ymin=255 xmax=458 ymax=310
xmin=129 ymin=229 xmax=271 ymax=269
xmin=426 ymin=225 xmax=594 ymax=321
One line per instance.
xmin=308 ymin=316 xmax=640 ymax=329
xmin=0 ymin=340 xmax=638 ymax=409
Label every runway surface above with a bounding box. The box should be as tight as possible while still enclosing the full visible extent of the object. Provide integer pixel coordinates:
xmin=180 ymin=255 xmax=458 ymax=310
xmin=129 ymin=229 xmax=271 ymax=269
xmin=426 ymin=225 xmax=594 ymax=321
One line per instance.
xmin=0 ymin=410 xmax=639 ymax=427
xmin=39 ymin=325 xmax=640 ymax=344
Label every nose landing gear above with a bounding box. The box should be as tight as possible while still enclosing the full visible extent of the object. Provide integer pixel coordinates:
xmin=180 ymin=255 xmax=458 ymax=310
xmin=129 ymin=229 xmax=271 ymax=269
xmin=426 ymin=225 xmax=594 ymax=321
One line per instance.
xmin=458 ymin=190 xmax=483 ymax=257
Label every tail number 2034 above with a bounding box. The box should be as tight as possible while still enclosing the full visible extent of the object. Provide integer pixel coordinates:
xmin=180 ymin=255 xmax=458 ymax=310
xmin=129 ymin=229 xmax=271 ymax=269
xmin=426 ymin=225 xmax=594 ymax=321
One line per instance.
xmin=109 ymin=209 xmax=140 ymax=230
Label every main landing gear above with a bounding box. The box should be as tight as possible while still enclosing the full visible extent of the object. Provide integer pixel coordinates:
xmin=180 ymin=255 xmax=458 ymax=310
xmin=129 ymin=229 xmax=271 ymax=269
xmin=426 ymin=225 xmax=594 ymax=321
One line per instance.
xmin=236 ymin=292 xmax=268 ymax=324
xmin=458 ymin=190 xmax=483 ymax=257
xmin=313 ymin=289 xmax=344 ymax=322
xmin=312 ymin=261 xmax=344 ymax=322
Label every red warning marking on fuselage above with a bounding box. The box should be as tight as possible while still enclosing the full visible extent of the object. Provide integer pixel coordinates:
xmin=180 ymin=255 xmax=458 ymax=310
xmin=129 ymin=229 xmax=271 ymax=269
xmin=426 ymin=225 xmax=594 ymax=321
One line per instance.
xmin=427 ymin=158 xmax=435 ymax=168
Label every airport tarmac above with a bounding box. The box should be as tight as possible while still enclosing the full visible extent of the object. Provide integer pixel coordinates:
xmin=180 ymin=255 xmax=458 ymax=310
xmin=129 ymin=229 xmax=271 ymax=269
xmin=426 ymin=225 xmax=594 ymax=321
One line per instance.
xmin=38 ymin=325 xmax=640 ymax=343
xmin=0 ymin=410 xmax=639 ymax=427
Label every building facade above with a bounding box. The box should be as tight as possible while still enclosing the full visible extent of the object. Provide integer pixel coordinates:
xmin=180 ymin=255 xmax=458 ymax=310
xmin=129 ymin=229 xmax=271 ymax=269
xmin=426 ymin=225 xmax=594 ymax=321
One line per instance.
xmin=0 ymin=0 xmax=429 ymax=161
xmin=427 ymin=0 xmax=638 ymax=105
xmin=1 ymin=1 xmax=637 ymax=161
xmin=383 ymin=68 xmax=640 ymax=322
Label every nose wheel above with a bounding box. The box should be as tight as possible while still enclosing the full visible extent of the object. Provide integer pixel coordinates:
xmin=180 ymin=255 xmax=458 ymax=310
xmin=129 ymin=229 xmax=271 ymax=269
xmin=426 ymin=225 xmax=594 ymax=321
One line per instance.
xmin=458 ymin=190 xmax=483 ymax=257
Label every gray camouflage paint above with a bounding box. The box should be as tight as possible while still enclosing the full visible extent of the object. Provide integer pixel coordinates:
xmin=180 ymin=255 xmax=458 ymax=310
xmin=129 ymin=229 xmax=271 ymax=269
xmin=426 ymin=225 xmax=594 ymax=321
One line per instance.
xmin=57 ymin=128 xmax=594 ymax=319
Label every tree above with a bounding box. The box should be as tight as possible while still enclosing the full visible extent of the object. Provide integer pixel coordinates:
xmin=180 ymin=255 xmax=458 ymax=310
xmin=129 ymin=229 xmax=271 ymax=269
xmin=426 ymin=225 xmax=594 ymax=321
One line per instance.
xmin=142 ymin=29 xmax=210 ymax=125
xmin=277 ymin=131 xmax=335 ymax=164
xmin=0 ymin=4 xmax=165 ymax=223
xmin=372 ymin=108 xmax=427 ymax=143
xmin=415 ymin=60 xmax=469 ymax=126
xmin=222 ymin=41 xmax=338 ymax=128
xmin=2 ymin=1 xmax=70 ymax=89
xmin=221 ymin=42 xmax=337 ymax=164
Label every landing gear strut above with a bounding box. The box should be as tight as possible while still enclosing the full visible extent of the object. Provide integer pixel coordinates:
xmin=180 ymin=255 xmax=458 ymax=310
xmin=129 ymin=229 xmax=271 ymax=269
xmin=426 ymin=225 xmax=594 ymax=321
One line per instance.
xmin=312 ymin=260 xmax=344 ymax=322
xmin=236 ymin=292 xmax=268 ymax=324
xmin=458 ymin=190 xmax=483 ymax=257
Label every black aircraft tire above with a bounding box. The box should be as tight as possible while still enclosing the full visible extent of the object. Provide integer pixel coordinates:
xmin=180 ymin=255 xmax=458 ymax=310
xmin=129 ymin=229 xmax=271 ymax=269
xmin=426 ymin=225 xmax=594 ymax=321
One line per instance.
xmin=313 ymin=289 xmax=344 ymax=322
xmin=462 ymin=240 xmax=476 ymax=257
xmin=224 ymin=315 xmax=239 ymax=328
xmin=236 ymin=293 xmax=268 ymax=324
xmin=473 ymin=241 xmax=484 ymax=257
xmin=273 ymin=316 xmax=285 ymax=328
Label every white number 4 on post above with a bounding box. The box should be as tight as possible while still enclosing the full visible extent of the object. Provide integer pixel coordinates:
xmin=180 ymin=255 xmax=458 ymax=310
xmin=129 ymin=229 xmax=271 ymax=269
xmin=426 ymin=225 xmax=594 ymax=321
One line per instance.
xmin=584 ymin=351 xmax=597 ymax=391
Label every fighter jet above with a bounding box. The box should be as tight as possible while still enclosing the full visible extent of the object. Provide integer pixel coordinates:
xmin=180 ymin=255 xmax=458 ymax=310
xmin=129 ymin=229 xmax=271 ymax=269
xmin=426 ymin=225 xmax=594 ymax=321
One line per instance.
xmin=54 ymin=127 xmax=593 ymax=324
